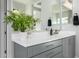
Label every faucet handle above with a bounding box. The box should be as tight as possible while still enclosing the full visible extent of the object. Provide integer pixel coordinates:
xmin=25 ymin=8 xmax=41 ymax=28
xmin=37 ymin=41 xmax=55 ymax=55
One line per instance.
xmin=54 ymin=29 xmax=59 ymax=34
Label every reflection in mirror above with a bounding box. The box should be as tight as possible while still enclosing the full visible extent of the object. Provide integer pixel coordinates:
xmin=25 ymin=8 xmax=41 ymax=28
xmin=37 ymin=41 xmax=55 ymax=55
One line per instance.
xmin=51 ymin=0 xmax=72 ymax=30
xmin=12 ymin=0 xmax=72 ymax=31
xmin=32 ymin=0 xmax=41 ymax=31
xmin=13 ymin=0 xmax=41 ymax=31
xmin=32 ymin=0 xmax=41 ymax=19
xmin=51 ymin=0 xmax=72 ymax=25
xmin=50 ymin=0 xmax=61 ymax=30
xmin=13 ymin=0 xmax=33 ymax=15
xmin=62 ymin=0 xmax=72 ymax=24
xmin=52 ymin=0 xmax=61 ymax=25
xmin=13 ymin=0 xmax=41 ymax=18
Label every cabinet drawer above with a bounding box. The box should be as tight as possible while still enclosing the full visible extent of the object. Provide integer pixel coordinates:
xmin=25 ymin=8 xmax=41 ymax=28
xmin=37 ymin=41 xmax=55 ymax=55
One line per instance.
xmin=33 ymin=46 xmax=63 ymax=58
xmin=28 ymin=39 xmax=63 ymax=57
xmin=53 ymin=53 xmax=63 ymax=58
xmin=46 ymin=46 xmax=63 ymax=58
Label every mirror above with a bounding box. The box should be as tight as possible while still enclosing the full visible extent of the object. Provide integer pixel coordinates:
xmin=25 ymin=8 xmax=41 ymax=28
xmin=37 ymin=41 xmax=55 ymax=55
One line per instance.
xmin=13 ymin=0 xmax=33 ymax=15
xmin=51 ymin=0 xmax=72 ymax=30
xmin=13 ymin=0 xmax=41 ymax=18
xmin=13 ymin=0 xmax=41 ymax=31
xmin=13 ymin=0 xmax=72 ymax=31
xmin=49 ymin=0 xmax=61 ymax=30
xmin=62 ymin=0 xmax=72 ymax=24
xmin=32 ymin=0 xmax=41 ymax=31
xmin=51 ymin=0 xmax=61 ymax=25
xmin=32 ymin=0 xmax=41 ymax=19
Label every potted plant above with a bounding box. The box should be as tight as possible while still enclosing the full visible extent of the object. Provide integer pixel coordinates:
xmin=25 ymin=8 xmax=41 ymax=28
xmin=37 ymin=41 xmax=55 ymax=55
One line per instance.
xmin=5 ymin=9 xmax=38 ymax=38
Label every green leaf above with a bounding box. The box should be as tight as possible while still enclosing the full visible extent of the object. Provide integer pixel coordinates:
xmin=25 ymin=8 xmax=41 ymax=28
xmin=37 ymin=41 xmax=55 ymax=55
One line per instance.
xmin=4 ymin=10 xmax=39 ymax=32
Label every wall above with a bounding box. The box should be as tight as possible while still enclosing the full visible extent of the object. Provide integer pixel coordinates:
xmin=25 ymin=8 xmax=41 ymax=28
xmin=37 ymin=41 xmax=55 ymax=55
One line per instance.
xmin=0 ymin=0 xmax=7 ymax=57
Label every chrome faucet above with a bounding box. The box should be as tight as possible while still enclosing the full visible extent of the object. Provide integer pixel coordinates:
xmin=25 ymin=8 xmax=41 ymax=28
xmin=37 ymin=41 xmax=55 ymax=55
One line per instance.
xmin=50 ymin=29 xmax=60 ymax=35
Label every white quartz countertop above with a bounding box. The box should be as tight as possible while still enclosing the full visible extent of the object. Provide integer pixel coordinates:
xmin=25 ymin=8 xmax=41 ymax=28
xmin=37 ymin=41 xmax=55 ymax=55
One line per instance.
xmin=12 ymin=31 xmax=76 ymax=47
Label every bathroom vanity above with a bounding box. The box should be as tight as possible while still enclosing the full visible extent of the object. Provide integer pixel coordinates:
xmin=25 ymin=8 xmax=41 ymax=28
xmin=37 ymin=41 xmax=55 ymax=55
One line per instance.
xmin=12 ymin=31 xmax=75 ymax=58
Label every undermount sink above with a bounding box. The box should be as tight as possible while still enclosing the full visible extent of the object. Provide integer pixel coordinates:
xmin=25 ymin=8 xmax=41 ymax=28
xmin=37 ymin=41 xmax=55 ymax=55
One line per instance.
xmin=29 ymin=31 xmax=49 ymax=40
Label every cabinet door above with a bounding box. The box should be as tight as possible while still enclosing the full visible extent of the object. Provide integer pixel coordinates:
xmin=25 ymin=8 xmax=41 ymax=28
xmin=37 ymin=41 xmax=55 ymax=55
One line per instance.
xmin=63 ymin=36 xmax=75 ymax=58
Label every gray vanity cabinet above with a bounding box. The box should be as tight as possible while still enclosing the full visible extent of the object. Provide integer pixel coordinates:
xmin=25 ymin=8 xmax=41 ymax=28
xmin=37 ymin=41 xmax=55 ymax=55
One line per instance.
xmin=14 ymin=39 xmax=63 ymax=58
xmin=14 ymin=36 xmax=75 ymax=58
xmin=63 ymin=36 xmax=75 ymax=58
xmin=14 ymin=43 xmax=28 ymax=58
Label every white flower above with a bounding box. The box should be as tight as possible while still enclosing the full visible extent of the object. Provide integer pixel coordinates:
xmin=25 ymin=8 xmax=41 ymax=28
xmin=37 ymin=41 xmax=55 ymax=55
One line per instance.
xmin=13 ymin=10 xmax=20 ymax=14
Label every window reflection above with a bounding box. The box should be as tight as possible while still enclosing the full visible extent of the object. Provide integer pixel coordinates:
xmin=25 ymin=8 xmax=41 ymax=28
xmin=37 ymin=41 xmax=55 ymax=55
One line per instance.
xmin=52 ymin=0 xmax=61 ymax=24
xmin=62 ymin=0 xmax=72 ymax=24
xmin=52 ymin=0 xmax=72 ymax=24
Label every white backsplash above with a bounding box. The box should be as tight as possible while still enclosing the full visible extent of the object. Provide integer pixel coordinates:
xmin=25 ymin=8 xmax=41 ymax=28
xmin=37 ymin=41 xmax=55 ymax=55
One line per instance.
xmin=61 ymin=24 xmax=76 ymax=31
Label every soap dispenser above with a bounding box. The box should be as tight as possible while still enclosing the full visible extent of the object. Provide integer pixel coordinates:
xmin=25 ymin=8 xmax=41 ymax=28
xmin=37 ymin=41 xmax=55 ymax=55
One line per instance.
xmin=48 ymin=17 xmax=52 ymax=26
xmin=47 ymin=17 xmax=52 ymax=31
xmin=73 ymin=13 xmax=79 ymax=25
